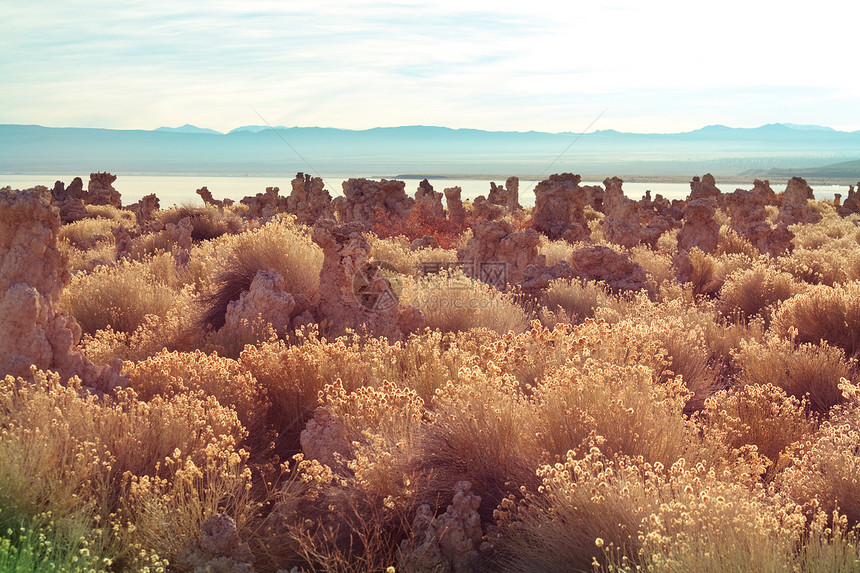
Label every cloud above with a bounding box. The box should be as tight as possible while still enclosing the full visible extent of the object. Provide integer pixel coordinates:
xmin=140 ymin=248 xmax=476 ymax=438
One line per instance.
xmin=1 ymin=0 xmax=859 ymax=132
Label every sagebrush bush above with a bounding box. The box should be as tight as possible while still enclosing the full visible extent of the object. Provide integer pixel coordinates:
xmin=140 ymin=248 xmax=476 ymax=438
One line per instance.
xmin=497 ymin=447 xmax=782 ymax=573
xmin=733 ymin=334 xmax=858 ymax=413
xmin=771 ymin=282 xmax=860 ymax=358
xmin=542 ymin=278 xmax=614 ymax=324
xmin=718 ymin=263 xmax=805 ymax=323
xmin=61 ymin=257 xmax=177 ymax=335
xmin=697 ymin=383 xmax=817 ymax=477
xmin=199 ymin=215 xmax=322 ymax=331
xmin=776 ymin=379 xmax=860 ymax=525
xmin=0 ymin=370 xmax=251 ymax=569
xmin=401 ymin=268 xmax=529 ymax=334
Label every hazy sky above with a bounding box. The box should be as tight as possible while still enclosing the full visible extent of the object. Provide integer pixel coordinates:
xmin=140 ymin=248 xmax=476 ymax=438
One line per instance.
xmin=2 ymin=0 xmax=858 ymax=133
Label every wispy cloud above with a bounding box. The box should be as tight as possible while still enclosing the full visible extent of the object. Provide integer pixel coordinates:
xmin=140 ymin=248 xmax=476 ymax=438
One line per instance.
xmin=1 ymin=0 xmax=858 ymax=132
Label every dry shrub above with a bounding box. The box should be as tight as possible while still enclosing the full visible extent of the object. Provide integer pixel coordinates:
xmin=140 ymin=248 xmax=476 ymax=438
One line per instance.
xmin=0 ymin=370 xmax=251 ymax=569
xmin=401 ymin=269 xmax=529 ymax=334
xmin=416 ymin=365 xmax=540 ymax=517
xmin=688 ymin=249 xmax=754 ymax=297
xmin=717 ymin=225 xmax=760 ymax=258
xmin=780 ymin=247 xmax=860 ymax=285
xmin=791 ymin=205 xmax=858 ymax=249
xmin=776 ymin=379 xmax=860 ymax=525
xmin=157 ymin=204 xmax=244 ymax=241
xmin=266 ymin=379 xmax=428 ymax=571
xmin=630 ymin=245 xmax=677 ymax=300
xmin=199 ymin=215 xmax=322 ymax=331
xmin=734 ymin=334 xmax=858 ymax=413
xmin=611 ymin=296 xmax=724 ymax=411
xmin=85 ymin=204 xmax=135 ymax=222
xmin=771 ymin=282 xmax=860 ymax=358
xmin=78 ymin=285 xmax=199 ymax=365
xmin=538 ymin=237 xmax=575 ymax=266
xmin=542 ymin=278 xmax=614 ymax=324
xmin=533 ymin=359 xmax=694 ymax=467
xmin=497 ymin=448 xmax=782 ymax=573
xmin=718 ymin=263 xmax=806 ymax=323
xmin=238 ymin=329 xmax=377 ymax=459
xmin=61 ymin=258 xmax=177 ymax=335
xmin=697 ymin=383 xmax=817 ymax=478
xmin=124 ymin=349 xmax=266 ymax=441
xmin=58 ymin=216 xmax=118 ymax=248
xmin=367 ymin=233 xmax=457 ymax=276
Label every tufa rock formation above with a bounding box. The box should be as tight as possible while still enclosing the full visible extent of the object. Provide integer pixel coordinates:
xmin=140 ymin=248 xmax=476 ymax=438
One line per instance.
xmin=778 ymin=177 xmax=821 ymax=226
xmin=689 ymin=173 xmax=722 ymax=203
xmin=0 ymin=187 xmax=123 ymax=390
xmin=333 ymin=178 xmax=414 ymax=227
xmin=415 ymin=179 xmax=445 ymax=219
xmin=569 ymin=245 xmax=648 ymax=292
xmin=839 ymin=183 xmax=860 ymax=216
xmin=677 ymin=197 xmax=720 ymax=253
xmin=531 ymin=173 xmax=589 ymax=242
xmin=444 ymin=186 xmax=466 ymax=226
xmin=312 ymin=218 xmax=423 ymax=339
xmin=220 ymin=270 xmax=313 ymax=339
xmin=127 ymin=193 xmax=160 ymax=225
xmin=487 ymin=176 xmax=521 ymax=211
xmin=724 ymin=188 xmax=793 ymax=256
xmin=175 ymin=514 xmax=254 ymax=573
xmin=86 ymin=172 xmax=122 ymax=208
xmin=398 ymin=481 xmax=484 ymax=573
xmin=240 ymin=186 xmax=288 ymax=221
xmin=458 ymin=220 xmax=545 ymax=287
xmin=286 ymin=172 xmax=332 ymax=225
xmin=197 ymin=186 xmax=234 ymax=209
xmin=50 ymin=179 xmax=88 ymax=223
xmin=601 ymin=177 xmax=677 ymax=248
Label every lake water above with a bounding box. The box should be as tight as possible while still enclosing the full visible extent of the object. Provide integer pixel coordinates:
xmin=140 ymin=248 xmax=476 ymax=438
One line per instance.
xmin=1 ymin=174 xmax=849 ymax=207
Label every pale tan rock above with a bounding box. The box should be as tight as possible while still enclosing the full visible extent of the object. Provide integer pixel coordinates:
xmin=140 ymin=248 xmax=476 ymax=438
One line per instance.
xmin=176 ymin=514 xmax=254 ymax=573
xmin=724 ymin=188 xmax=793 ymax=256
xmin=840 ymin=183 xmax=860 ymax=215
xmin=415 ymin=179 xmax=445 ymax=219
xmin=286 ymin=172 xmax=332 ymax=225
xmin=0 ymin=187 xmax=123 ymax=390
xmin=50 ymin=179 xmax=88 ymax=223
xmin=197 ymin=186 xmax=234 ymax=208
xmin=333 ymin=178 xmax=413 ymax=227
xmin=222 ymin=270 xmax=297 ymax=337
xmin=398 ymin=481 xmax=483 ymax=573
xmin=300 ymin=406 xmax=348 ymax=467
xmin=444 ymin=186 xmax=466 ymax=226
xmin=602 ymin=177 xmax=677 ymax=249
xmin=85 ymin=172 xmax=122 ymax=208
xmin=678 ymin=197 xmax=719 ymax=253
xmin=127 ymin=193 xmax=160 ymax=224
xmin=689 ymin=173 xmax=722 ymax=202
xmin=778 ymin=177 xmax=821 ymax=226
xmin=569 ymin=245 xmax=647 ymax=292
xmin=311 ymin=218 xmax=422 ymax=338
xmin=487 ymin=176 xmax=521 ymax=211
xmin=752 ymin=179 xmax=777 ymax=204
xmin=470 ymin=196 xmax=504 ymax=221
xmin=240 ymin=186 xmax=287 ymax=220
xmin=458 ymin=220 xmax=544 ymax=286
xmin=531 ymin=173 xmax=589 ymax=242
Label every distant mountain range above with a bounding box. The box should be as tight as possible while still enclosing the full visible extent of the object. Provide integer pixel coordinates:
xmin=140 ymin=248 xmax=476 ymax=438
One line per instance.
xmin=2 ymin=123 xmax=858 ymax=180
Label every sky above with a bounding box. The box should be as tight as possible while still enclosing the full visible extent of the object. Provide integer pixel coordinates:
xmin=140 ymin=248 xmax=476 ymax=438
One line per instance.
xmin=2 ymin=0 xmax=859 ymax=134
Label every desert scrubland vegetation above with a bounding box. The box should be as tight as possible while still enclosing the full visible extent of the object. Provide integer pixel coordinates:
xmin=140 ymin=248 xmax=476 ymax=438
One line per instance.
xmin=2 ymin=171 xmax=860 ymax=572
